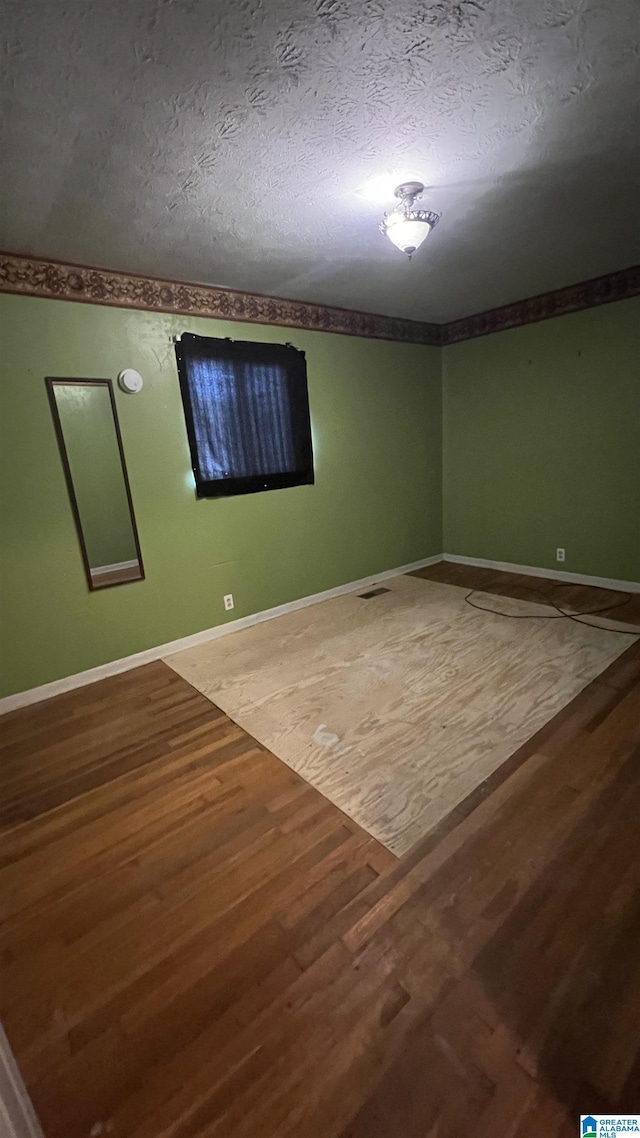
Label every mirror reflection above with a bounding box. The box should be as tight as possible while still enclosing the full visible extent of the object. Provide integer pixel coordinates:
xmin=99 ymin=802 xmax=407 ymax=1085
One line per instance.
xmin=46 ymin=379 xmax=144 ymax=590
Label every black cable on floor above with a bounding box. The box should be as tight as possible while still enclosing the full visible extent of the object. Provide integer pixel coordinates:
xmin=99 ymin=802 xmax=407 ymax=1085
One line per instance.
xmin=464 ymin=581 xmax=639 ymax=635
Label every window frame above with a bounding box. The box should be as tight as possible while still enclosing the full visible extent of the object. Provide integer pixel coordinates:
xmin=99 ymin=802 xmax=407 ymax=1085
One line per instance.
xmin=175 ymin=334 xmax=314 ymax=500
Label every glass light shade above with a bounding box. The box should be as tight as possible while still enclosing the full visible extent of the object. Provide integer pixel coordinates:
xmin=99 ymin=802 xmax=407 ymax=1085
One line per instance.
xmin=385 ymin=218 xmax=433 ymax=254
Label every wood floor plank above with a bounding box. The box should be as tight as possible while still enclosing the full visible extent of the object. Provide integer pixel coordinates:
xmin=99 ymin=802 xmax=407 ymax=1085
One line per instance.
xmin=0 ymin=563 xmax=639 ymax=1136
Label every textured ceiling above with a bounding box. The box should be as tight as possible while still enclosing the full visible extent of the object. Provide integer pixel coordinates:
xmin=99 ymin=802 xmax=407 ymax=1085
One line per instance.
xmin=1 ymin=0 xmax=639 ymax=322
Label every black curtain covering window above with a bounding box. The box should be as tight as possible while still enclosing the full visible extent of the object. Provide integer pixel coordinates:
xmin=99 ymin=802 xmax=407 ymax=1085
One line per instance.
xmin=175 ymin=334 xmax=314 ymax=499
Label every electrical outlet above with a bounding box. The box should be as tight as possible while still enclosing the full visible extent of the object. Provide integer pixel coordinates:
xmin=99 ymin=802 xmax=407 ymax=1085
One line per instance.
xmin=556 ymin=548 xmax=565 ymax=563
xmin=223 ymin=594 xmax=234 ymax=611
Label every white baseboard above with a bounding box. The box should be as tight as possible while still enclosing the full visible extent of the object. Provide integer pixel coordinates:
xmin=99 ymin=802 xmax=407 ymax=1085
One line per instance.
xmin=0 ymin=1024 xmax=44 ymax=1138
xmin=0 ymin=554 xmax=443 ymax=715
xmin=6 ymin=549 xmax=634 ymax=716
xmin=444 ymin=553 xmax=640 ymax=594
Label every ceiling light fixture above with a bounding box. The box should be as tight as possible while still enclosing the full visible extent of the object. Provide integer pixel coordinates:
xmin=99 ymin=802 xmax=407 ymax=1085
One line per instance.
xmin=380 ymin=181 xmax=440 ymax=260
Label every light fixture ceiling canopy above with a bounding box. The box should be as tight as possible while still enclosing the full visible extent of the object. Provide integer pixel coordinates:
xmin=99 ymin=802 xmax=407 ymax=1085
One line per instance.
xmin=380 ymin=181 xmax=440 ymax=260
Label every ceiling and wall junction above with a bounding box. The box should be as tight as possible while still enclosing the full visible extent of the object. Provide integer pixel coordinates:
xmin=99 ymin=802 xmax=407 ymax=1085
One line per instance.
xmin=1 ymin=0 xmax=639 ymax=323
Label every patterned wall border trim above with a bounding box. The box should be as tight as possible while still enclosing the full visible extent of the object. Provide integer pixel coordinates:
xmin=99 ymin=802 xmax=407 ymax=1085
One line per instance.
xmin=0 ymin=253 xmax=638 ymax=345
xmin=0 ymin=253 xmax=442 ymax=346
xmin=442 ymin=264 xmax=640 ymax=344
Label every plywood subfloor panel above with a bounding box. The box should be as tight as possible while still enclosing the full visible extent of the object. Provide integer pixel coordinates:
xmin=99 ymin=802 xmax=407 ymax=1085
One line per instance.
xmin=166 ymin=575 xmax=636 ymax=854
xmin=1 ymin=632 xmax=640 ymax=1137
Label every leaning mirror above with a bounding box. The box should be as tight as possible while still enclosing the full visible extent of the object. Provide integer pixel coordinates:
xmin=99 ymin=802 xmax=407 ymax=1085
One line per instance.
xmin=46 ymin=378 xmax=144 ymax=590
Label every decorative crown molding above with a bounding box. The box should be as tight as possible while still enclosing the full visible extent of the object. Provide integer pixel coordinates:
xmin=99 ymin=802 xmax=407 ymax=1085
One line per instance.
xmin=0 ymin=253 xmax=442 ymax=346
xmin=442 ymin=265 xmax=640 ymax=344
xmin=0 ymin=253 xmax=638 ymax=345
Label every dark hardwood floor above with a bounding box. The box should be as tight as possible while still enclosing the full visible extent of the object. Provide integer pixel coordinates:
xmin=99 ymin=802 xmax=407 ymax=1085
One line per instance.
xmin=411 ymin=558 xmax=640 ymax=626
xmin=0 ymin=563 xmax=639 ymax=1137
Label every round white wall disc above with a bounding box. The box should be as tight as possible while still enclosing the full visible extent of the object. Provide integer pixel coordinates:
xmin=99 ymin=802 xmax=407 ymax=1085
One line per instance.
xmin=118 ymin=368 xmax=143 ymax=394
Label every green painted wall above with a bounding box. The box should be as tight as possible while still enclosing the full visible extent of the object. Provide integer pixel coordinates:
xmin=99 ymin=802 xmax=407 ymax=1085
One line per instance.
xmin=0 ymin=294 xmax=442 ymax=698
xmin=3 ymin=290 xmax=637 ymax=701
xmin=443 ymin=297 xmax=640 ymax=583
xmin=52 ymin=383 xmax=138 ymax=568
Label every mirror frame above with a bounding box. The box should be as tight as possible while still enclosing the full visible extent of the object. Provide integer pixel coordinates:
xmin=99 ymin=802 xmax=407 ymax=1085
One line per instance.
xmin=46 ymin=377 xmax=145 ymax=592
